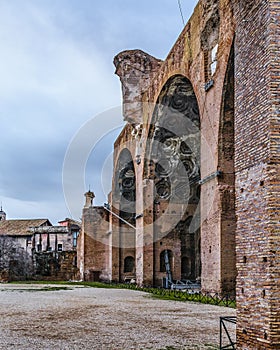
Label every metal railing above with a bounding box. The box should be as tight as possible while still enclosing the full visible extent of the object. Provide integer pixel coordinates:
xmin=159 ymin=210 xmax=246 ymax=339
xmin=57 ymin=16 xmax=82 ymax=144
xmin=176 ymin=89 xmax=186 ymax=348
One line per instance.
xmin=157 ymin=289 xmax=235 ymax=307
xmin=118 ymin=283 xmax=236 ymax=308
xmin=220 ymin=316 xmax=237 ymax=349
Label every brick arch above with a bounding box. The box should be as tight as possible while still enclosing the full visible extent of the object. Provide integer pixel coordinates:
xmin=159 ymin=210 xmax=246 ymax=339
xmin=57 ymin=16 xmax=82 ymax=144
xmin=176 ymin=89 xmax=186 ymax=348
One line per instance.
xmin=113 ymin=148 xmax=136 ymax=282
xmin=144 ymin=74 xmax=201 ymax=285
xmin=145 ymin=74 xmax=200 ymax=183
xmin=114 ymin=148 xmax=136 ymax=220
xmin=124 ymin=255 xmax=135 ymax=273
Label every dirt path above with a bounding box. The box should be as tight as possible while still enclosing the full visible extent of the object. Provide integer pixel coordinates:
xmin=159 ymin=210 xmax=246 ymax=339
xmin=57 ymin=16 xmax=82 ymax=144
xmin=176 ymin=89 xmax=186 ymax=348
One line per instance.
xmin=0 ymin=284 xmax=236 ymax=349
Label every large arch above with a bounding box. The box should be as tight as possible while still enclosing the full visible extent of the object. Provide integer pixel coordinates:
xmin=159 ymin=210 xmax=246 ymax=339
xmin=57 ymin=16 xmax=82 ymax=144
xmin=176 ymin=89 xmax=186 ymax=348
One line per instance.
xmin=112 ymin=148 xmax=136 ymax=282
xmin=144 ymin=74 xmax=201 ymax=286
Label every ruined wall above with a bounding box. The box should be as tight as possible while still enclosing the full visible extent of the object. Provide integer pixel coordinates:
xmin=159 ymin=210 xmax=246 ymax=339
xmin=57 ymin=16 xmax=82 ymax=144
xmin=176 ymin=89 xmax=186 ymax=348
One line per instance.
xmin=110 ymin=136 xmax=146 ymax=283
xmin=79 ymin=0 xmax=280 ymax=347
xmin=218 ymin=43 xmax=236 ymax=293
xmin=113 ymin=0 xmax=236 ymax=292
xmin=33 ymin=251 xmax=78 ymax=281
xmin=114 ymin=50 xmax=162 ymax=124
xmin=234 ymin=0 xmax=280 ymax=348
xmin=78 ymin=203 xmax=110 ymax=282
xmin=33 ymin=228 xmax=74 ymax=252
xmin=147 ymin=0 xmax=236 ymax=294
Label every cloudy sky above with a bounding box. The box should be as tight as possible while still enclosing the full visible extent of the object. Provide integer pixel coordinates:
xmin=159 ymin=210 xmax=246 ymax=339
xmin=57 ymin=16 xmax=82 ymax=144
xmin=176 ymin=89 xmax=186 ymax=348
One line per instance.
xmin=0 ymin=0 xmax=198 ymax=223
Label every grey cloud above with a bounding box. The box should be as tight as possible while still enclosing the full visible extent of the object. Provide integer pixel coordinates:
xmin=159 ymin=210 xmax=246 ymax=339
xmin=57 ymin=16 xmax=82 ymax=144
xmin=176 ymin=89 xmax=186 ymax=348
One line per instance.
xmin=0 ymin=0 xmax=198 ymax=223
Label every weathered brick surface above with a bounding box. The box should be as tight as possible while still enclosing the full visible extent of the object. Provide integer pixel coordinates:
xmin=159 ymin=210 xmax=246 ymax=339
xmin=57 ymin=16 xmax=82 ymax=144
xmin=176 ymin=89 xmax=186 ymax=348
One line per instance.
xmin=78 ymin=0 xmax=280 ymax=347
xmin=108 ymin=0 xmax=237 ymax=295
xmin=77 ymin=204 xmax=110 ymax=282
xmin=234 ymin=0 xmax=280 ymax=348
xmin=34 ymin=251 xmax=78 ymax=281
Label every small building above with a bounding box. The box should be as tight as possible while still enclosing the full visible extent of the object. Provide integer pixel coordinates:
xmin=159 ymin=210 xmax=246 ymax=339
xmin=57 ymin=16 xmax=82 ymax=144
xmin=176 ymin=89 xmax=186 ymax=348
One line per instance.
xmin=0 ymin=208 xmax=80 ymax=281
xmin=0 ymin=217 xmax=52 ymax=255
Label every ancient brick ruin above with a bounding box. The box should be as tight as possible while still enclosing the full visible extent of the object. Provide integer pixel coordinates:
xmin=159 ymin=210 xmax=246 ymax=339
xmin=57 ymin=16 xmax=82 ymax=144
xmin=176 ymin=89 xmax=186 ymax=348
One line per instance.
xmin=77 ymin=0 xmax=280 ymax=348
xmin=0 ymin=215 xmax=80 ymax=281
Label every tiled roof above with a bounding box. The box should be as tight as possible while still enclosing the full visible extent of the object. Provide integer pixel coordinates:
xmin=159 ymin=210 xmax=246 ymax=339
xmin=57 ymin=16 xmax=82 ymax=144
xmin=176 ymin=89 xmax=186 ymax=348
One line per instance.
xmin=58 ymin=218 xmax=81 ymax=226
xmin=0 ymin=219 xmax=51 ymax=236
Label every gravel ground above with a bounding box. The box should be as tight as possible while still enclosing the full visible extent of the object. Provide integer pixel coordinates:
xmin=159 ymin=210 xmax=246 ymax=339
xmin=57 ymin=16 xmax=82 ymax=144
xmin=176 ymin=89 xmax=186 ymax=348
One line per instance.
xmin=0 ymin=284 xmax=236 ymax=350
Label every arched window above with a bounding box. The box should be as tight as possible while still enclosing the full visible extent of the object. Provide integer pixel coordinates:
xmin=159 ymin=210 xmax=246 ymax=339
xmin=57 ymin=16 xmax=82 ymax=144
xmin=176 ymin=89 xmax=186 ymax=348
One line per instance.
xmin=145 ymin=74 xmax=201 ymax=283
xmin=181 ymin=256 xmax=190 ymax=275
xmin=160 ymin=250 xmax=172 ymax=272
xmin=124 ymin=256 xmax=135 ymax=273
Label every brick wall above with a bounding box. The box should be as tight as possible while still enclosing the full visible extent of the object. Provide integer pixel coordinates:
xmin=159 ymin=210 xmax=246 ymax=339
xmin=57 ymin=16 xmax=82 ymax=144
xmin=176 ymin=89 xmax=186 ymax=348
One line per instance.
xmin=78 ymin=206 xmax=110 ymax=282
xmin=34 ymin=251 xmax=78 ymax=281
xmin=234 ymin=0 xmax=280 ymax=347
xmin=110 ymin=0 xmax=237 ymax=294
xmin=77 ymin=1 xmax=280 ymax=347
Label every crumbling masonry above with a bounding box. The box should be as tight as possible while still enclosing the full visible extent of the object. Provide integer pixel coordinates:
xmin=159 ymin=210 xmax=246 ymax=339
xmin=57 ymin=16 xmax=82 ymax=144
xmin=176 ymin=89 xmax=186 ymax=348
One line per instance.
xmin=77 ymin=0 xmax=280 ymax=348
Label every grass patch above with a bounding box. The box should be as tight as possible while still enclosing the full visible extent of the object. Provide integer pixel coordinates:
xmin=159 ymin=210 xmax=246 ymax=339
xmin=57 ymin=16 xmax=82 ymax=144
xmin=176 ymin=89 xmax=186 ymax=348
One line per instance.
xmin=148 ymin=290 xmax=236 ymax=308
xmin=10 ymin=280 xmax=69 ymax=285
xmin=34 ymin=286 xmax=72 ymax=292
xmin=1 ymin=286 xmax=72 ymax=292
xmin=10 ymin=280 xmax=116 ymax=288
xmin=9 ymin=281 xmax=235 ymax=308
xmin=68 ymin=281 xmax=118 ymax=288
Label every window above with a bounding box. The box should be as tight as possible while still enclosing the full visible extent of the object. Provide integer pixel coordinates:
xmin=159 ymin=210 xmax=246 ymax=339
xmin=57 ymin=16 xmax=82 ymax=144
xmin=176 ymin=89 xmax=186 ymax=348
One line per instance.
xmin=57 ymin=244 xmax=63 ymax=252
xmin=210 ymin=44 xmax=218 ymax=75
xmin=160 ymin=250 xmax=172 ymax=272
xmin=73 ymin=231 xmax=79 ymax=248
xmin=204 ymin=44 xmax=218 ymax=91
xmin=124 ymin=256 xmax=135 ymax=273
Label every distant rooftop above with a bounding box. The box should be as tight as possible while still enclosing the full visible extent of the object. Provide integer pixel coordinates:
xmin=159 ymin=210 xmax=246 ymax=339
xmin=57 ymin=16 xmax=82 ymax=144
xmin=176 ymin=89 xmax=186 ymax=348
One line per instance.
xmin=0 ymin=219 xmax=51 ymax=236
